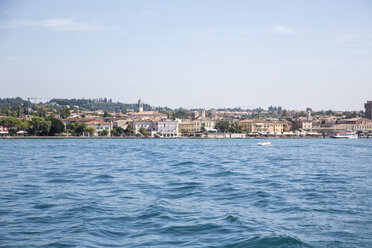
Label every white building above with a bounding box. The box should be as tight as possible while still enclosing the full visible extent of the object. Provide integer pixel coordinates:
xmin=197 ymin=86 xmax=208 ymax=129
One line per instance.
xmin=157 ymin=119 xmax=180 ymax=137
xmin=133 ymin=120 xmax=157 ymax=136
xmin=133 ymin=119 xmax=180 ymax=137
xmin=86 ymin=120 xmax=111 ymax=136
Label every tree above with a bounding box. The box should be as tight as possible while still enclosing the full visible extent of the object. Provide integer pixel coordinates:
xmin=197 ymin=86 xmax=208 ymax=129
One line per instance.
xmin=99 ymin=129 xmax=109 ymax=136
xmin=125 ymin=126 xmax=133 ymax=136
xmin=75 ymin=122 xmax=87 ymax=136
xmin=48 ymin=117 xmax=65 ymax=135
xmin=111 ymin=128 xmax=118 ymax=136
xmin=60 ymin=107 xmax=71 ymax=119
xmin=103 ymin=110 xmax=111 ymax=117
xmin=229 ymin=122 xmax=242 ymax=133
xmin=201 ymin=123 xmax=206 ymax=132
xmin=215 ymin=121 xmax=230 ymax=132
xmin=282 ymin=109 xmax=289 ymax=118
xmin=28 ymin=117 xmax=45 ymax=136
xmin=39 ymin=120 xmax=52 ymax=136
xmin=87 ymin=127 xmax=96 ymax=136
xmin=325 ymin=110 xmax=334 ymax=115
xmin=0 ymin=117 xmax=25 ymax=135
xmin=116 ymin=127 xmax=124 ymax=136
xmin=139 ymin=126 xmax=148 ymax=136
xmin=172 ymin=109 xmax=190 ymax=119
xmin=66 ymin=122 xmax=87 ymax=136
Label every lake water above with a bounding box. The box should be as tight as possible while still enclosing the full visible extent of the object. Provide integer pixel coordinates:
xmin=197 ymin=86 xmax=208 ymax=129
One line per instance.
xmin=0 ymin=139 xmax=371 ymax=247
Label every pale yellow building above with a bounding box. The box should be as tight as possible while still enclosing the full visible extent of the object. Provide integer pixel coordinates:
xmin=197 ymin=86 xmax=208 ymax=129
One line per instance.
xmin=238 ymin=120 xmax=284 ymax=134
xmin=179 ymin=120 xmax=202 ymax=133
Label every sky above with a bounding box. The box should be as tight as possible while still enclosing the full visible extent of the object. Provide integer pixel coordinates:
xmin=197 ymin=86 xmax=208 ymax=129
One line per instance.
xmin=0 ymin=0 xmax=371 ymax=110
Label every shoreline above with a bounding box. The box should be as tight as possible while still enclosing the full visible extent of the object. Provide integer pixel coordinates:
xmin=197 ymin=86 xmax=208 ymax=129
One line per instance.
xmin=1 ymin=136 xmax=369 ymax=140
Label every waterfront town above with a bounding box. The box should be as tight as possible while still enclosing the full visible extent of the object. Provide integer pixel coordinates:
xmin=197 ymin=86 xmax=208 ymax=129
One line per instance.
xmin=1 ymin=98 xmax=372 ymax=138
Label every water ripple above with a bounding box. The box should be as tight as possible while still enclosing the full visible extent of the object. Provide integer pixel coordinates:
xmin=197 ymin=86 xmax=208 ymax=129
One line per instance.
xmin=0 ymin=139 xmax=371 ymax=247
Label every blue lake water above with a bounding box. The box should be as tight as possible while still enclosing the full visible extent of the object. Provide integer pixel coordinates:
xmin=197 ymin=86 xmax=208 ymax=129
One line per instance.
xmin=0 ymin=139 xmax=371 ymax=247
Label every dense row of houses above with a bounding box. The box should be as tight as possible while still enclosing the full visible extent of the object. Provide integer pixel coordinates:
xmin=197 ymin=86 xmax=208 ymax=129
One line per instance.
xmin=1 ymin=100 xmax=372 ymax=137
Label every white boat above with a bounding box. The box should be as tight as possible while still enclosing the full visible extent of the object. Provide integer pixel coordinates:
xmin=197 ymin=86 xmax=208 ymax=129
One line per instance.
xmin=331 ymin=131 xmax=358 ymax=139
xmin=257 ymin=141 xmax=271 ymax=146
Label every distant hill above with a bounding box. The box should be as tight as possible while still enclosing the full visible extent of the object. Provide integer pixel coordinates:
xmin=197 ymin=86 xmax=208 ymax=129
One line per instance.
xmin=0 ymin=97 xmax=33 ymax=109
xmin=46 ymin=98 xmax=152 ymax=113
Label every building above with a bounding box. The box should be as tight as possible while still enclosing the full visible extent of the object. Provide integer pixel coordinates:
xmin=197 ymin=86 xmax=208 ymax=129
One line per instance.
xmin=364 ymin=101 xmax=372 ymax=120
xmin=210 ymin=109 xmax=217 ymax=120
xmin=138 ymin=99 xmax=143 ymax=112
xmin=131 ymin=111 xmax=167 ymax=120
xmin=199 ymin=118 xmax=216 ymax=132
xmin=133 ymin=120 xmax=157 ymax=136
xmin=63 ymin=117 xmax=96 ymax=124
xmin=191 ymin=110 xmax=200 ymax=120
xmin=333 ymin=118 xmax=372 ymax=132
xmin=337 ymin=117 xmax=370 ymax=125
xmin=113 ymin=119 xmax=129 ymax=129
xmin=132 ymin=118 xmax=179 ymax=137
xmin=157 ymin=119 xmax=180 ymax=137
xmin=179 ymin=119 xmax=202 ymax=134
xmin=238 ymin=120 xmax=284 ymax=134
xmin=293 ymin=118 xmax=313 ymax=131
xmin=86 ymin=120 xmax=111 ymax=136
xmin=0 ymin=125 xmax=9 ymax=136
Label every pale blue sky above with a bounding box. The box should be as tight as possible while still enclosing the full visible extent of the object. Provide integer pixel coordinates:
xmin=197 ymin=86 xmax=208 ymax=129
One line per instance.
xmin=0 ymin=0 xmax=371 ymax=110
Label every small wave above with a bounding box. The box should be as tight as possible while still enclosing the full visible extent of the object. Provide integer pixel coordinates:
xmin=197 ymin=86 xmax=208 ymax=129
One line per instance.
xmin=224 ymin=214 xmax=243 ymax=224
xmin=171 ymin=161 xmax=194 ymax=166
xmin=160 ymin=223 xmax=225 ymax=235
xmin=254 ymin=190 xmax=273 ymax=198
xmin=33 ymin=203 xmax=55 ymax=209
xmin=51 ymin=156 xmax=66 ymax=159
xmin=46 ymin=179 xmax=75 ymax=183
xmin=207 ymin=170 xmax=235 ymax=177
xmin=225 ymin=235 xmax=312 ymax=248
xmin=93 ymin=174 xmax=114 ymax=179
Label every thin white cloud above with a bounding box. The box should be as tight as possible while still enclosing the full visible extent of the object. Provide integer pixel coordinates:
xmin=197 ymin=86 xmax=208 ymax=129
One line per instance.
xmin=0 ymin=18 xmax=110 ymax=31
xmin=274 ymin=25 xmax=293 ymax=34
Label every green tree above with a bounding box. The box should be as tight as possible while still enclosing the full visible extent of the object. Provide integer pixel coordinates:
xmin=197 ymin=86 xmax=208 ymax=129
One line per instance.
xmin=139 ymin=126 xmax=148 ymax=136
xmin=60 ymin=107 xmax=71 ymax=119
xmin=116 ymin=126 xmax=124 ymax=136
xmin=111 ymin=128 xmax=118 ymax=136
xmin=39 ymin=120 xmax=52 ymax=136
xmin=201 ymin=123 xmax=206 ymax=132
xmin=125 ymin=126 xmax=133 ymax=136
xmin=103 ymin=110 xmax=111 ymax=117
xmin=229 ymin=122 xmax=242 ymax=133
xmin=99 ymin=129 xmax=109 ymax=136
xmin=87 ymin=127 xmax=96 ymax=136
xmin=0 ymin=117 xmax=25 ymax=135
xmin=215 ymin=121 xmax=230 ymax=132
xmin=75 ymin=122 xmax=87 ymax=136
xmin=48 ymin=117 xmax=65 ymax=135
xmin=66 ymin=122 xmax=87 ymax=136
xmin=282 ymin=109 xmax=289 ymax=118
xmin=28 ymin=117 xmax=45 ymax=136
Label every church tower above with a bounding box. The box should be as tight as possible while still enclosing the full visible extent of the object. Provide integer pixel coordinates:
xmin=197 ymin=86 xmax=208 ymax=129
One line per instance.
xmin=138 ymin=99 xmax=143 ymax=112
xmin=307 ymin=110 xmax=312 ymax=120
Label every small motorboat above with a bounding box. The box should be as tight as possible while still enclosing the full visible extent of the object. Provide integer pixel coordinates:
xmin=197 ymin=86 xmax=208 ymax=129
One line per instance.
xmin=257 ymin=141 xmax=271 ymax=146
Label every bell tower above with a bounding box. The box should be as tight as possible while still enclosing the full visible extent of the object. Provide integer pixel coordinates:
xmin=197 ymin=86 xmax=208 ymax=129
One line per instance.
xmin=138 ymin=99 xmax=143 ymax=112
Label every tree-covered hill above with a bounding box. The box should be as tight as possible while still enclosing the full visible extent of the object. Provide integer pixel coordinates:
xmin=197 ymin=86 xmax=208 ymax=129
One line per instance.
xmin=47 ymin=98 xmax=153 ymax=113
